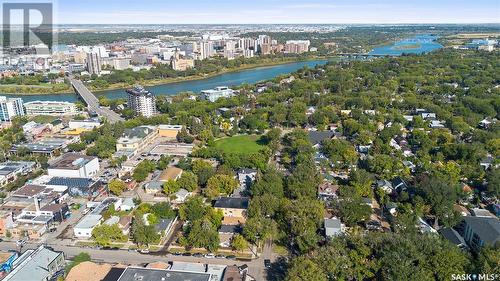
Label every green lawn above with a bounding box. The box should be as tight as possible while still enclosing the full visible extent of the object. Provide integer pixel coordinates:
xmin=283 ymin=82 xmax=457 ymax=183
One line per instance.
xmin=213 ymin=135 xmax=264 ymax=154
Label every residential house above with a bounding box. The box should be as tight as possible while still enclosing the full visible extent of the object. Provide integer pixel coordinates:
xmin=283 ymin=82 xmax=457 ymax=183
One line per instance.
xmin=214 ymin=197 xmax=249 ymax=225
xmin=456 ymin=216 xmax=500 ymax=251
xmin=308 ymin=130 xmax=335 ymax=148
xmin=439 ymin=227 xmax=468 ymax=250
xmin=376 ymin=179 xmax=393 ymax=194
xmin=172 ymin=189 xmax=191 ymax=204
xmin=218 ymin=224 xmax=242 ymax=248
xmin=318 ymin=182 xmax=338 ymax=201
xmin=119 ymin=197 xmax=135 ymax=211
xmin=236 ymin=168 xmax=257 ymax=192
xmin=324 ymin=218 xmax=343 ymax=237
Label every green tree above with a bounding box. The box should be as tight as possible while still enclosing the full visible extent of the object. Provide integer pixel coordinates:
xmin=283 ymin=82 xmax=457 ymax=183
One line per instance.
xmin=132 ymin=220 xmax=160 ymax=247
xmin=92 ymin=224 xmax=126 ymax=246
xmin=108 ymin=179 xmax=126 ymax=196
xmin=231 ymin=234 xmax=249 ymax=252
xmin=251 ymin=167 xmax=284 ymax=198
xmin=186 ymin=219 xmax=220 ymax=252
xmin=177 ymin=171 xmax=198 ymax=192
xmin=204 ymin=174 xmax=238 ymax=199
xmin=163 ymin=180 xmax=180 ymax=196
xmin=286 ymin=256 xmax=327 ymax=281
xmin=65 ymin=252 xmax=91 ymax=273
xmin=178 ymin=196 xmax=207 ymax=221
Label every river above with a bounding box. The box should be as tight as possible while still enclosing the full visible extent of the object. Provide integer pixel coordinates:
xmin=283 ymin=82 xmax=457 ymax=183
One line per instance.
xmin=7 ymin=60 xmax=328 ymax=103
xmin=368 ymin=34 xmax=443 ymax=56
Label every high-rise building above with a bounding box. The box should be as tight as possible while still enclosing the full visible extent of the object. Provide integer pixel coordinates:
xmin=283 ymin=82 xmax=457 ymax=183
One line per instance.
xmin=0 ymin=96 xmax=25 ymax=121
xmin=126 ymin=86 xmax=157 ymax=117
xmin=238 ymin=38 xmax=255 ymax=50
xmin=285 ymin=40 xmax=311 ymax=54
xmin=199 ymin=41 xmax=215 ymax=60
xmin=86 ymin=52 xmax=101 ymax=75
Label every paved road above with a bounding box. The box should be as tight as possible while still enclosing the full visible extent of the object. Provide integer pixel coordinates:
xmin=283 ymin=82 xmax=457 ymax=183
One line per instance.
xmin=70 ymin=79 xmax=124 ymax=123
xmin=0 ymin=241 xmax=267 ymax=280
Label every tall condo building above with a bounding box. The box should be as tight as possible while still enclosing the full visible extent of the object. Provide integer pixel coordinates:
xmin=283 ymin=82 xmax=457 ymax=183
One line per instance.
xmin=126 ymin=86 xmax=157 ymax=117
xmin=0 ymin=96 xmax=25 ymax=121
xmin=86 ymin=52 xmax=101 ymax=75
xmin=199 ymin=41 xmax=215 ymax=60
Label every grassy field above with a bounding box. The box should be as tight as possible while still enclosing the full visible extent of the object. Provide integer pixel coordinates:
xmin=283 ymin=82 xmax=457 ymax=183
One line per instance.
xmin=213 ymin=135 xmax=264 ymax=154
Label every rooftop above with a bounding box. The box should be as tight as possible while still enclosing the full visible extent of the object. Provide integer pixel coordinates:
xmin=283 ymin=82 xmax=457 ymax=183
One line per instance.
xmin=308 ymin=130 xmax=335 ymax=145
xmin=463 ymin=216 xmax=500 ymax=245
xmin=49 ymin=153 xmax=97 ymax=170
xmin=158 ymin=167 xmax=183 ymax=182
xmin=117 ymin=267 xmax=210 ymax=281
xmin=214 ymin=197 xmax=249 ymax=210
xmin=4 ymin=246 xmax=62 ymax=281
xmin=324 ymin=218 xmax=341 ymax=229
xmin=65 ymin=261 xmax=112 ymax=281
xmin=12 ymin=184 xmax=45 ymax=198
xmin=75 ymin=214 xmax=102 ymax=229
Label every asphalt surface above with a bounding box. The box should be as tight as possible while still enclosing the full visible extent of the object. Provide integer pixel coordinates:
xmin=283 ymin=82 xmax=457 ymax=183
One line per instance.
xmin=0 ymin=241 xmax=268 ymax=280
xmin=70 ymin=79 xmax=124 ymax=123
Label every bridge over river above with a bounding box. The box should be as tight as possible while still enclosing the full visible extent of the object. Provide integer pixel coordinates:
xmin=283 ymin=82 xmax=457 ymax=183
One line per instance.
xmin=70 ymin=79 xmax=124 ymax=123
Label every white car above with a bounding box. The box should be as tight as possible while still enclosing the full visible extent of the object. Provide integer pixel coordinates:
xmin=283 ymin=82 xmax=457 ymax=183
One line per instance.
xmin=204 ymin=253 xmax=215 ymax=259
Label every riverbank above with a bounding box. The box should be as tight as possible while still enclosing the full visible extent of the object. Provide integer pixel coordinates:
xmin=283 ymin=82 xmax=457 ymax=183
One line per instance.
xmin=1 ymin=56 xmax=334 ymax=96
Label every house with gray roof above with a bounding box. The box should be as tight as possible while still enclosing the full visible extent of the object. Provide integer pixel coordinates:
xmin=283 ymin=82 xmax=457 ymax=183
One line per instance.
xmin=324 ymin=217 xmax=343 ymax=237
xmin=456 ymin=216 xmax=500 ymax=251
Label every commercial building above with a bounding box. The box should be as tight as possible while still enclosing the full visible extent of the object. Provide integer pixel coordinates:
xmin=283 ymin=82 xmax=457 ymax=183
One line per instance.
xmin=126 ymin=86 xmax=157 ymax=117
xmin=48 ymin=153 xmax=100 ymax=178
xmin=158 ymin=125 xmax=183 ymax=138
xmin=170 ymin=50 xmax=194 ymax=71
xmin=0 ymin=96 xmax=24 ymax=122
xmin=3 ymin=245 xmax=65 ymax=281
xmin=68 ymin=118 xmax=101 ymax=130
xmin=0 ymin=161 xmax=36 ymax=187
xmin=116 ymin=125 xmax=158 ymax=154
xmin=24 ymin=101 xmax=77 ymax=116
xmin=10 ymin=136 xmax=79 ymax=156
xmin=117 ymin=267 xmax=211 ymax=281
xmin=86 ymin=52 xmax=101 ymax=75
xmin=109 ymin=58 xmax=131 ymax=70
xmin=200 ymin=87 xmax=235 ymax=102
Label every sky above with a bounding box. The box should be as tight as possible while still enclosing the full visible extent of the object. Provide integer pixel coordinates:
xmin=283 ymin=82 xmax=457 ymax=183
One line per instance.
xmin=5 ymin=0 xmax=500 ymax=24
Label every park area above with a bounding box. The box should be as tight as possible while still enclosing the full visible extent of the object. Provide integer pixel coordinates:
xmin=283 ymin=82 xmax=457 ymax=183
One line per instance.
xmin=213 ymin=135 xmax=264 ymax=154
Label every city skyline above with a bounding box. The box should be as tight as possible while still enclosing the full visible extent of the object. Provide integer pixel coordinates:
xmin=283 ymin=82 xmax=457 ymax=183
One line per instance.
xmin=49 ymin=0 xmax=500 ymax=24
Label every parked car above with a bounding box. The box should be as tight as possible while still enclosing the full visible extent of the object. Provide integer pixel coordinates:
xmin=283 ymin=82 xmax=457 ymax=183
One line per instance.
xmin=140 ymin=249 xmax=150 ymax=254
xmin=264 ymin=259 xmax=271 ymax=268
xmin=192 ymin=253 xmax=203 ymax=258
xmin=215 ymin=254 xmax=225 ymax=259
xmin=182 ymin=252 xmax=192 ymax=256
xmin=226 ymin=255 xmax=236 ymax=260
xmin=204 ymin=253 xmax=215 ymax=259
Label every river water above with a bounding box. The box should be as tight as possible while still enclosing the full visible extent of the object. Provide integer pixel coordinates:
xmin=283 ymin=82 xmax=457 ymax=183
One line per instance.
xmin=5 ymin=35 xmax=443 ymax=103
xmin=7 ymin=60 xmax=328 ymax=103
